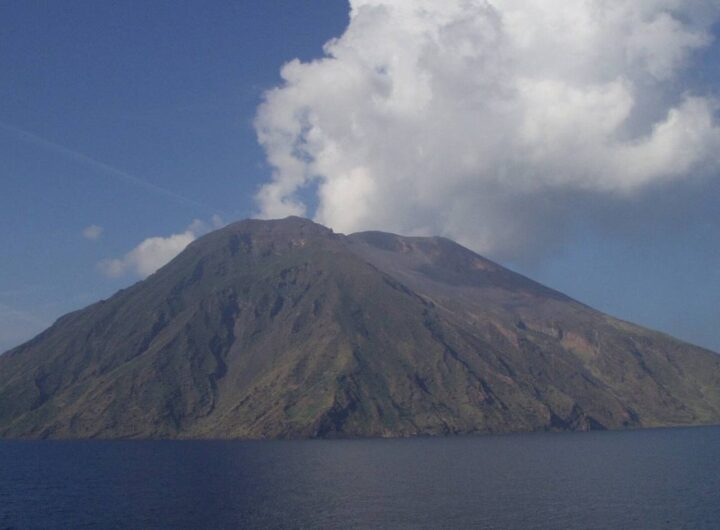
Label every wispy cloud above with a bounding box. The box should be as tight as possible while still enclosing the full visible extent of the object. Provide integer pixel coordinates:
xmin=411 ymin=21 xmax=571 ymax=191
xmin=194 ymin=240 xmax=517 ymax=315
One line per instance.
xmin=0 ymin=120 xmax=222 ymax=214
xmin=82 ymin=224 xmax=103 ymax=241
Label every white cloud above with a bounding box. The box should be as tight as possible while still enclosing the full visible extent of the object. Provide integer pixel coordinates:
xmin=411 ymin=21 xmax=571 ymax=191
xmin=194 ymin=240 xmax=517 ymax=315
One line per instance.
xmin=98 ymin=231 xmax=195 ymax=278
xmin=82 ymin=224 xmax=103 ymax=241
xmin=98 ymin=217 xmax=224 ymax=279
xmin=255 ymin=0 xmax=720 ymax=258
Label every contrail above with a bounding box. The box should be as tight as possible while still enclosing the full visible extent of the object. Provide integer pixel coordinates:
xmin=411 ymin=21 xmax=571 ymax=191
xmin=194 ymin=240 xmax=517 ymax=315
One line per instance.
xmin=0 ymin=120 xmax=223 ymax=214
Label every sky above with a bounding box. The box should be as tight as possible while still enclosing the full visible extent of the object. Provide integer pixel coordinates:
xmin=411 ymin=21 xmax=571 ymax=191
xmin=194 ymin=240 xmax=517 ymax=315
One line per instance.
xmin=1 ymin=0 xmax=719 ymax=353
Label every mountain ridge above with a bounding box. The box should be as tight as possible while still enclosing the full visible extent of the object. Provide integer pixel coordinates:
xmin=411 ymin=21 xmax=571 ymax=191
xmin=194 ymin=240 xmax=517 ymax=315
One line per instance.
xmin=1 ymin=216 xmax=718 ymax=439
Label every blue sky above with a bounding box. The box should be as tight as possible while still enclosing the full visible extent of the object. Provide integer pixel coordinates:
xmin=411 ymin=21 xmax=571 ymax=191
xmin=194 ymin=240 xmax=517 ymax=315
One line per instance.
xmin=1 ymin=0 xmax=719 ymax=353
xmin=0 ymin=0 xmax=348 ymax=350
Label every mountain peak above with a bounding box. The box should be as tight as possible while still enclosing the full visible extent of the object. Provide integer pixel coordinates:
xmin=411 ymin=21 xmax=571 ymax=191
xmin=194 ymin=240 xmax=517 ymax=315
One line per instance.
xmin=1 ymin=218 xmax=719 ymax=439
xmin=223 ymin=216 xmax=333 ymax=235
xmin=180 ymin=216 xmax=337 ymax=263
xmin=225 ymin=215 xmax=332 ymax=232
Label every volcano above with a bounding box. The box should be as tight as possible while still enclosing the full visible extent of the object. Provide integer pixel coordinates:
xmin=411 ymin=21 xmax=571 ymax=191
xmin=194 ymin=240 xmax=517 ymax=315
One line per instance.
xmin=1 ymin=216 xmax=718 ymax=439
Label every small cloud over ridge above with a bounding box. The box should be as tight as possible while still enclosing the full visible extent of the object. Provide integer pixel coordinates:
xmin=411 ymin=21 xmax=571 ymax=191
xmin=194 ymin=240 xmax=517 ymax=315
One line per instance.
xmin=98 ymin=215 xmax=225 ymax=279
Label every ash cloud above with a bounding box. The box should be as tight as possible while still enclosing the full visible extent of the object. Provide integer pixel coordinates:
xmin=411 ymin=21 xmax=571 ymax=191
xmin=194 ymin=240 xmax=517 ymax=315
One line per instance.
xmin=255 ymin=0 xmax=720 ymax=259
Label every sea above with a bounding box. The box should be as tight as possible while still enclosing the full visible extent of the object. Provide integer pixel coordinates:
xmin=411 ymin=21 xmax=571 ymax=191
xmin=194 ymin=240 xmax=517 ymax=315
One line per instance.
xmin=2 ymin=426 xmax=719 ymax=529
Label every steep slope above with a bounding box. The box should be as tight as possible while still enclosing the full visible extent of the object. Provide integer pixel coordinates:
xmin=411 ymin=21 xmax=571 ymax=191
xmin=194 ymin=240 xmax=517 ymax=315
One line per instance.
xmin=0 ymin=217 xmax=718 ymax=439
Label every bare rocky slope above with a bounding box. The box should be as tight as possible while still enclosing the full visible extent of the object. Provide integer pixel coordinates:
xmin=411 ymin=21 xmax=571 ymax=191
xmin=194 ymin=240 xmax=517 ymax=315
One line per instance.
xmin=1 ymin=217 xmax=719 ymax=439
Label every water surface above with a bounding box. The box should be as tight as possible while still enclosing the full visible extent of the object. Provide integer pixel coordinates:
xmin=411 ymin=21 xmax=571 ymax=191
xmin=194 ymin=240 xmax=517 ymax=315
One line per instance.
xmin=2 ymin=426 xmax=719 ymax=529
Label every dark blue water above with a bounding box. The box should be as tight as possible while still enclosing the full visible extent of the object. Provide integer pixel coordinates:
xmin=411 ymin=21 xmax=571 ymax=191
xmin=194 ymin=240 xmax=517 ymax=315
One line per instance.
xmin=2 ymin=427 xmax=719 ymax=529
